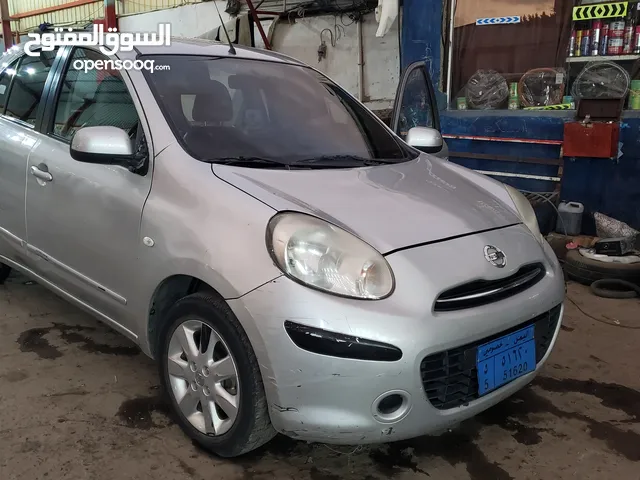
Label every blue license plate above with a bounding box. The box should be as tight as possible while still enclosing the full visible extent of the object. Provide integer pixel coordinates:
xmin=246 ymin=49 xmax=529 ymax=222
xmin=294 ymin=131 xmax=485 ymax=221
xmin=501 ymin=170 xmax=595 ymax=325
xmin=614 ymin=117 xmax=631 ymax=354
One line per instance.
xmin=477 ymin=325 xmax=536 ymax=396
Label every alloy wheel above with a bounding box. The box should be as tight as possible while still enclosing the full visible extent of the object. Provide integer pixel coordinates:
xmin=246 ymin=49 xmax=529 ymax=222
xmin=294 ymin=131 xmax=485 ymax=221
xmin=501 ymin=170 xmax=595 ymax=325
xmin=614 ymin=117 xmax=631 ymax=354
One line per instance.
xmin=167 ymin=319 xmax=240 ymax=435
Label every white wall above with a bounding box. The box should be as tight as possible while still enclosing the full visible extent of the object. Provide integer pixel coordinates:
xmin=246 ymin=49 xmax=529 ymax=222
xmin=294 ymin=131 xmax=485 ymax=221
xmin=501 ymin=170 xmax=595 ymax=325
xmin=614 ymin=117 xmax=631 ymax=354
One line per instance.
xmin=119 ymin=5 xmax=400 ymax=110
xmin=119 ymin=1 xmax=232 ymax=38
xmin=271 ymin=13 xmax=399 ymax=110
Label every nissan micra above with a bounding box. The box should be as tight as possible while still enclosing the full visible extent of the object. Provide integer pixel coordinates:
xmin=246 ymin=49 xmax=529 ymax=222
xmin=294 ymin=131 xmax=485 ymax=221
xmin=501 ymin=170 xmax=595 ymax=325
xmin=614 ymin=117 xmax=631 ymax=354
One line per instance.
xmin=0 ymin=37 xmax=564 ymax=457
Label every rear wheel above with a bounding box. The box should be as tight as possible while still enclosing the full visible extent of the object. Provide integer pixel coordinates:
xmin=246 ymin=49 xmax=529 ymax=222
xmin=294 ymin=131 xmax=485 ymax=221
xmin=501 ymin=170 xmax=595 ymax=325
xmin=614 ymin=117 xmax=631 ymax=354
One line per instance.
xmin=0 ymin=263 xmax=11 ymax=284
xmin=158 ymin=292 xmax=276 ymax=457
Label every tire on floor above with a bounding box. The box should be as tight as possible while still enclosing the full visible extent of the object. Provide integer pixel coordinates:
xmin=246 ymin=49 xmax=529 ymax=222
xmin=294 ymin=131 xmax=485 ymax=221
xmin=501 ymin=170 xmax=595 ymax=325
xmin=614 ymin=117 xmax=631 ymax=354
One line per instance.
xmin=564 ymin=249 xmax=640 ymax=286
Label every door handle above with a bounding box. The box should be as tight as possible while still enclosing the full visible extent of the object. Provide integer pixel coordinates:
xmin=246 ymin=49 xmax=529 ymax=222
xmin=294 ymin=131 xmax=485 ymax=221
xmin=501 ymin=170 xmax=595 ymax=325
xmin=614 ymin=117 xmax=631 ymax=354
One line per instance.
xmin=30 ymin=165 xmax=53 ymax=182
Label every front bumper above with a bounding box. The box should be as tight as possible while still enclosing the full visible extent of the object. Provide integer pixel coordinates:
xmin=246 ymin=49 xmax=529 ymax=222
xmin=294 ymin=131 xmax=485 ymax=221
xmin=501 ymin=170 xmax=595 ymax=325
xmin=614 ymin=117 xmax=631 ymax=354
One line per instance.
xmin=228 ymin=225 xmax=565 ymax=444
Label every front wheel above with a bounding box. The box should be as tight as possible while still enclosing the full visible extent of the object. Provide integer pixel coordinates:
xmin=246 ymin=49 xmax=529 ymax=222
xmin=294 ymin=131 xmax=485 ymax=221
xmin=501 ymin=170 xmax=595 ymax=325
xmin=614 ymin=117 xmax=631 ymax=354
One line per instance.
xmin=0 ymin=263 xmax=11 ymax=284
xmin=158 ymin=292 xmax=276 ymax=457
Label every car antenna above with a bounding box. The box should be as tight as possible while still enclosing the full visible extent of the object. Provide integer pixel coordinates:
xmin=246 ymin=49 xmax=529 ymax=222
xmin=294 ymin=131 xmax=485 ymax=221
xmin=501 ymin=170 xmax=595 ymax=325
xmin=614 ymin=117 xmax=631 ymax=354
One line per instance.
xmin=213 ymin=1 xmax=236 ymax=55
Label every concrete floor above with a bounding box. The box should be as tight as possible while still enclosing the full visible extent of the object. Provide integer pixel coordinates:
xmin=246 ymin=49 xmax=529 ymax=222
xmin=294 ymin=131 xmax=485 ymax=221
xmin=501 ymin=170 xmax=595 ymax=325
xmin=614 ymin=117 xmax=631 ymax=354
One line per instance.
xmin=0 ymin=272 xmax=638 ymax=480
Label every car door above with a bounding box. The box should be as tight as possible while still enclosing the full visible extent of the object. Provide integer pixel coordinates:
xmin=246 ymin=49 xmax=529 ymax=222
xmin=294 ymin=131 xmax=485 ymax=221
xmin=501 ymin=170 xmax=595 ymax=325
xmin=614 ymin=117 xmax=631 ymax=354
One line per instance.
xmin=390 ymin=61 xmax=449 ymax=159
xmin=0 ymin=49 xmax=59 ymax=266
xmin=25 ymin=46 xmax=152 ymax=337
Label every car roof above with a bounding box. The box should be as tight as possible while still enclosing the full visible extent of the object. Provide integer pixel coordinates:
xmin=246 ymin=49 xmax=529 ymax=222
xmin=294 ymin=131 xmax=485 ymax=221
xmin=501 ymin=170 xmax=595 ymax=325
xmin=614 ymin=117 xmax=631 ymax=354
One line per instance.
xmin=134 ymin=37 xmax=305 ymax=66
xmin=9 ymin=36 xmax=305 ymax=67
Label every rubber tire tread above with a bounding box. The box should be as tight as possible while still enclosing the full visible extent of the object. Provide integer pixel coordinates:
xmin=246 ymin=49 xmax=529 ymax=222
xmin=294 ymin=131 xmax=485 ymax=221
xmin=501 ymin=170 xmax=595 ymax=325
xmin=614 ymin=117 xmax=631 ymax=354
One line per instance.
xmin=590 ymin=279 xmax=640 ymax=299
xmin=158 ymin=292 xmax=276 ymax=457
xmin=0 ymin=264 xmax=10 ymax=284
xmin=564 ymin=250 xmax=640 ymax=286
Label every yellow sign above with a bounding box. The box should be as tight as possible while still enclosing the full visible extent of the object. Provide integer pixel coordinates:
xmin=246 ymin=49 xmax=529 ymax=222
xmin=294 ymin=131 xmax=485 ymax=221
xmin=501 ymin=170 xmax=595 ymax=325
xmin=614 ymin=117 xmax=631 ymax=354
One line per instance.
xmin=524 ymin=104 xmax=572 ymax=111
xmin=573 ymin=2 xmax=628 ymax=21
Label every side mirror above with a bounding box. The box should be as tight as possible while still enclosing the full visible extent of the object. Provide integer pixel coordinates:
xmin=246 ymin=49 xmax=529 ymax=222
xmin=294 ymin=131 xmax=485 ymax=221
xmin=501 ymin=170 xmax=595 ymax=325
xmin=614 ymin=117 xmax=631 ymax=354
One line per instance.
xmin=70 ymin=126 xmax=135 ymax=166
xmin=406 ymin=126 xmax=443 ymax=154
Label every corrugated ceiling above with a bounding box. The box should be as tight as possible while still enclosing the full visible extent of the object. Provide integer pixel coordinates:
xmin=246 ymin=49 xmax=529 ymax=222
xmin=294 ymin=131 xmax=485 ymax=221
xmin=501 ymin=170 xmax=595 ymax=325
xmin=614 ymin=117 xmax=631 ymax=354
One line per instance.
xmin=10 ymin=1 xmax=104 ymax=35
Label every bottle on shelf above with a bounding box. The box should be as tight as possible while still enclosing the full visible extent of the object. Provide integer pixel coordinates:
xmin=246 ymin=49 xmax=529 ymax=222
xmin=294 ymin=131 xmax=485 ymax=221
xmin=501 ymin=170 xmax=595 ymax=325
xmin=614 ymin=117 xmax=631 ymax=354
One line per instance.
xmin=608 ymin=17 xmax=625 ymax=55
xmin=600 ymin=22 xmax=610 ymax=55
xmin=623 ymin=6 xmax=636 ymax=54
xmin=576 ymin=27 xmax=583 ymax=57
xmin=632 ymin=4 xmax=640 ymax=54
xmin=592 ymin=19 xmax=602 ymax=55
xmin=582 ymin=28 xmax=591 ymax=56
xmin=569 ymin=27 xmax=576 ymax=57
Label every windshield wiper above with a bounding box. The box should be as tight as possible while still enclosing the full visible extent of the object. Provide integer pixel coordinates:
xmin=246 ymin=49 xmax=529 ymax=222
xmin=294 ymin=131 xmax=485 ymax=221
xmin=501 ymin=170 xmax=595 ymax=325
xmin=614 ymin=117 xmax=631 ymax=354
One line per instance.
xmin=291 ymin=155 xmax=395 ymax=167
xmin=212 ymin=156 xmax=291 ymax=168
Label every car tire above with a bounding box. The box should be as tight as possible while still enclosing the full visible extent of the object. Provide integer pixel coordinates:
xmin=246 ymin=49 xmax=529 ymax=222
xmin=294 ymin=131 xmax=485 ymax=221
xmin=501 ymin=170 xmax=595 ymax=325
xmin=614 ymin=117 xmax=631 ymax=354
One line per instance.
xmin=0 ymin=263 xmax=11 ymax=284
xmin=564 ymin=249 xmax=640 ymax=286
xmin=158 ymin=292 xmax=276 ymax=457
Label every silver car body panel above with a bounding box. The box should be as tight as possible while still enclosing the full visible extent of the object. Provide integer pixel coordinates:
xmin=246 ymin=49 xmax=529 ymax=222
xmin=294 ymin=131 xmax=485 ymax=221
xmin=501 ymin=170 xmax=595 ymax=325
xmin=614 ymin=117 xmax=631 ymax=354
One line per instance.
xmin=0 ymin=117 xmax=39 ymax=263
xmin=213 ymin=155 xmax=521 ymax=253
xmin=228 ymin=229 xmax=564 ymax=443
xmin=0 ymin=39 xmax=565 ymax=444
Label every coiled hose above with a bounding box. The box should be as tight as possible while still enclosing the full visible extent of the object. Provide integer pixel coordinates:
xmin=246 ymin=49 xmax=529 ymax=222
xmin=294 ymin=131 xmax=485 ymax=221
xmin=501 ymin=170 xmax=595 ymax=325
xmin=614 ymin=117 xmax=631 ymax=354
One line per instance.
xmin=590 ymin=279 xmax=640 ymax=299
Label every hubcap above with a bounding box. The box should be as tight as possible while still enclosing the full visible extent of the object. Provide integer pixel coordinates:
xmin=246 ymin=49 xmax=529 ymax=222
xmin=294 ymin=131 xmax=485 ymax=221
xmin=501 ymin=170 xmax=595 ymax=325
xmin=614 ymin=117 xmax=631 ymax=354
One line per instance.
xmin=167 ymin=320 xmax=240 ymax=436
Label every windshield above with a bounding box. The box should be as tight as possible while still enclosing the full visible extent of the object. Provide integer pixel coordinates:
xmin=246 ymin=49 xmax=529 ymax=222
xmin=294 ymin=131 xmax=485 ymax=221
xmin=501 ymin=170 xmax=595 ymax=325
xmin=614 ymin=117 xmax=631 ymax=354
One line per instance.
xmin=142 ymin=55 xmax=417 ymax=166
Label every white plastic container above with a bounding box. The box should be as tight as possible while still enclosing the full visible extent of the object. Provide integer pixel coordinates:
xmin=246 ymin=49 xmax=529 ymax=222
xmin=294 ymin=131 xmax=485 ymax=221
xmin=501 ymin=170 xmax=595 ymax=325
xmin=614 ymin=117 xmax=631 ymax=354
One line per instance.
xmin=556 ymin=201 xmax=584 ymax=236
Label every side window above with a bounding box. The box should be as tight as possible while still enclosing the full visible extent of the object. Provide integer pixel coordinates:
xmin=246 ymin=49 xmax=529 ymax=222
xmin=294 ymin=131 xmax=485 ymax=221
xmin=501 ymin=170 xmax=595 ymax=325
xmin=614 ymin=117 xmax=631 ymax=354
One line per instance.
xmin=53 ymin=48 xmax=139 ymax=140
xmin=325 ymin=96 xmax=352 ymax=125
xmin=181 ymin=94 xmax=196 ymax=121
xmin=4 ymin=50 xmax=57 ymax=126
xmin=396 ymin=67 xmax=435 ymax=140
xmin=0 ymin=60 xmax=19 ymax=111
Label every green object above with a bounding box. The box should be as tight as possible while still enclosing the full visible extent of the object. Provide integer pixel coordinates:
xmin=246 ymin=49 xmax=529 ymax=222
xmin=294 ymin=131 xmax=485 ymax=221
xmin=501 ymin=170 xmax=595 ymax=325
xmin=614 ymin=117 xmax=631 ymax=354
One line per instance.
xmin=630 ymin=81 xmax=640 ymax=110
xmin=456 ymin=97 xmax=467 ymax=110
xmin=524 ymin=104 xmax=572 ymax=111
xmin=573 ymin=1 xmax=627 ymax=21
xmin=508 ymin=96 xmax=520 ymax=110
xmin=509 ymin=82 xmax=518 ymax=98
xmin=563 ymin=96 xmax=575 ymax=109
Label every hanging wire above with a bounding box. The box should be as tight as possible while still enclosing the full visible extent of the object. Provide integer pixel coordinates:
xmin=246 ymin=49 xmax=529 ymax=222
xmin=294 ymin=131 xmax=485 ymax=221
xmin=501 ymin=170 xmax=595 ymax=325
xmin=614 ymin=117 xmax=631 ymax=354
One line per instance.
xmin=334 ymin=14 xmax=345 ymax=40
xmin=320 ymin=28 xmax=335 ymax=47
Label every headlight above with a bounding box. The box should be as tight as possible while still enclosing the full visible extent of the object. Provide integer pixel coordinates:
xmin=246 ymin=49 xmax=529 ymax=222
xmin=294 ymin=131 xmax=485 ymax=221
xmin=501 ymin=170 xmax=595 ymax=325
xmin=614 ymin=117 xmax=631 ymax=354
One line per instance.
xmin=266 ymin=212 xmax=394 ymax=299
xmin=504 ymin=185 xmax=544 ymax=244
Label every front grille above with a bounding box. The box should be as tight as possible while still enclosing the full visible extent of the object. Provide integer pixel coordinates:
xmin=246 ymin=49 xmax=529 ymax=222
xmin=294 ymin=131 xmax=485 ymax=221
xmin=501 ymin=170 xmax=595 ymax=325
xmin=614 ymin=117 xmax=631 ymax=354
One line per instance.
xmin=434 ymin=263 xmax=546 ymax=312
xmin=420 ymin=304 xmax=562 ymax=410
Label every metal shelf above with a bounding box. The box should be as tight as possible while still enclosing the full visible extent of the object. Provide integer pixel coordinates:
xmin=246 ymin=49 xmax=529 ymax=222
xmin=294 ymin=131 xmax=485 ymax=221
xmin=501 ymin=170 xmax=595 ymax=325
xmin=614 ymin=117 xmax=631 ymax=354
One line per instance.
xmin=567 ymin=54 xmax=640 ymax=63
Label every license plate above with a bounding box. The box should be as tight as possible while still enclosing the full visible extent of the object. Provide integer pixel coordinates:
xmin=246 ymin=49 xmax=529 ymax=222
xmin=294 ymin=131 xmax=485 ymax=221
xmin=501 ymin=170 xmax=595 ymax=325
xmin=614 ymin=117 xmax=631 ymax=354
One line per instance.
xmin=477 ymin=325 xmax=536 ymax=396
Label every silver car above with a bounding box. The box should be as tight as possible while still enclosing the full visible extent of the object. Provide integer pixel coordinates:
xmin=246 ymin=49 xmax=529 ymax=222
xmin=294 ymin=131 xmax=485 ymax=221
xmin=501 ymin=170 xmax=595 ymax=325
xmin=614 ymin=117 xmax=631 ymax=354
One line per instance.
xmin=0 ymin=38 xmax=564 ymax=457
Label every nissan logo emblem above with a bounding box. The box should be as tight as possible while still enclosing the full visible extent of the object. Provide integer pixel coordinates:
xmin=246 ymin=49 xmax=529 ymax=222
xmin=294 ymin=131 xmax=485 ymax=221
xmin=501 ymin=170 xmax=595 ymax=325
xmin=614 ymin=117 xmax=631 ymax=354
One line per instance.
xmin=484 ymin=245 xmax=507 ymax=268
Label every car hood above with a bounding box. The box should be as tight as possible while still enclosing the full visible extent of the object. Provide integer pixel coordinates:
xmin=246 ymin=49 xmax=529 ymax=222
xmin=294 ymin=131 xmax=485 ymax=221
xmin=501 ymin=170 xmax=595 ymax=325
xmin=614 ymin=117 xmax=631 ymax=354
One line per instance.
xmin=212 ymin=155 xmax=521 ymax=253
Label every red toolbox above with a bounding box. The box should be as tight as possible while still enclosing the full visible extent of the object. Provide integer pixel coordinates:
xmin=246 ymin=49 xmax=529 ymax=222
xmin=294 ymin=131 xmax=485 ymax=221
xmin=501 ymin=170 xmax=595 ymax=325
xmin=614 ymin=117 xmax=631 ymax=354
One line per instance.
xmin=563 ymin=99 xmax=622 ymax=158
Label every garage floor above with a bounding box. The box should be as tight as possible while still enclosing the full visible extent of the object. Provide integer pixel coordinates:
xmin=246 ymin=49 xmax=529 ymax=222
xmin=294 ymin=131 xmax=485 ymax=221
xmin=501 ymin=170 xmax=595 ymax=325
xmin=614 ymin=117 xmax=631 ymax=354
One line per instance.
xmin=0 ymin=272 xmax=638 ymax=480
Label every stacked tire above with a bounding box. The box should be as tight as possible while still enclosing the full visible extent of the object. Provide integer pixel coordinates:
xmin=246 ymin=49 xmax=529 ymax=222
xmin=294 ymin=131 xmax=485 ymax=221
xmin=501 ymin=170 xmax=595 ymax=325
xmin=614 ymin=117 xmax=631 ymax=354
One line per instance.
xmin=564 ymin=250 xmax=640 ymax=286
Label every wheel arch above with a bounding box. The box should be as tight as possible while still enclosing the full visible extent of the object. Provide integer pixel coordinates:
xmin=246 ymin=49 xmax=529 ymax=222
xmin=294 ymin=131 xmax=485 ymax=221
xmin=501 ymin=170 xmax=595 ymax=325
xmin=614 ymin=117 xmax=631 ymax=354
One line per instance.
xmin=146 ymin=274 xmax=218 ymax=359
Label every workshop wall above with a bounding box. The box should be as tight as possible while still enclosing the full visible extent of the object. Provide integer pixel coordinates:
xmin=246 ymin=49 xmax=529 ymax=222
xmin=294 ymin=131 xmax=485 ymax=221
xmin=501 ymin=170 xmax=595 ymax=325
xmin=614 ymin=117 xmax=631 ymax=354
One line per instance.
xmin=118 ymin=3 xmax=400 ymax=112
xmin=401 ymin=0 xmax=640 ymax=232
xmin=272 ymin=14 xmax=400 ymax=112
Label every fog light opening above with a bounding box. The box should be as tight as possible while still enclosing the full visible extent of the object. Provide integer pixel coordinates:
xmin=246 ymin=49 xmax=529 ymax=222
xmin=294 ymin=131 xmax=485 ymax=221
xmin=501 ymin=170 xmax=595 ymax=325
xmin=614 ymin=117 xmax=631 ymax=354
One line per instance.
xmin=372 ymin=390 xmax=411 ymax=423
xmin=377 ymin=394 xmax=403 ymax=415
